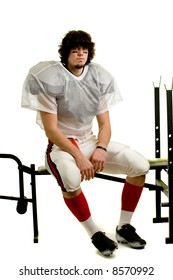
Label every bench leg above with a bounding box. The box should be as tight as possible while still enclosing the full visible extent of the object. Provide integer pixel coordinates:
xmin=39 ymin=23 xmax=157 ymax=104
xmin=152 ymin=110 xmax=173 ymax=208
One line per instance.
xmin=30 ymin=164 xmax=39 ymax=243
xmin=153 ymin=189 xmax=168 ymax=223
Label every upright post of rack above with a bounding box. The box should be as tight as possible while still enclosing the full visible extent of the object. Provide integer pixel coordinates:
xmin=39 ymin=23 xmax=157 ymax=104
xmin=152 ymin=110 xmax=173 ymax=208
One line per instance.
xmin=153 ymin=78 xmax=167 ymax=223
xmin=165 ymin=81 xmax=173 ymax=243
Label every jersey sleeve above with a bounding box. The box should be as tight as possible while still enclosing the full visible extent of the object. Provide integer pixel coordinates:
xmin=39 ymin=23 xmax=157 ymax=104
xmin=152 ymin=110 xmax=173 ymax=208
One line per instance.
xmin=21 ymin=73 xmax=58 ymax=114
xmin=96 ymin=65 xmax=123 ymax=115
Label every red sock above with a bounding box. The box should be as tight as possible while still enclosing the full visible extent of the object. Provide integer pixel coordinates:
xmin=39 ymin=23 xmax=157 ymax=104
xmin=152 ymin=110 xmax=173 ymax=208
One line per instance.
xmin=63 ymin=191 xmax=91 ymax=222
xmin=121 ymin=181 xmax=144 ymax=212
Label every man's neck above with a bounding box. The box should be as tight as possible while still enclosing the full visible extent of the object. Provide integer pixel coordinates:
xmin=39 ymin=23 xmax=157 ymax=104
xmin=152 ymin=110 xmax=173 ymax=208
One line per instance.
xmin=67 ymin=65 xmax=84 ymax=77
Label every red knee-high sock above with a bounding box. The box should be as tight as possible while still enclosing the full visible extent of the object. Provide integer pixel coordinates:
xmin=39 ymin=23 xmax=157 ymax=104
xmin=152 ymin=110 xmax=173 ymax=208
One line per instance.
xmin=63 ymin=191 xmax=100 ymax=237
xmin=118 ymin=181 xmax=144 ymax=229
xmin=121 ymin=181 xmax=144 ymax=212
xmin=63 ymin=191 xmax=91 ymax=222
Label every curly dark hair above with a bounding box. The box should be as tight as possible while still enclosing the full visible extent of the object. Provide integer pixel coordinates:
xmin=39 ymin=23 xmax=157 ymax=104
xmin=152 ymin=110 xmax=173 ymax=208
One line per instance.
xmin=58 ymin=30 xmax=95 ymax=65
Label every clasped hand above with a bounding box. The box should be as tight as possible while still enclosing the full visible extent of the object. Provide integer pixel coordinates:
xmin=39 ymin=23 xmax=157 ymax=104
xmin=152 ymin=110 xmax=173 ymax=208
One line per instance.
xmin=76 ymin=149 xmax=106 ymax=181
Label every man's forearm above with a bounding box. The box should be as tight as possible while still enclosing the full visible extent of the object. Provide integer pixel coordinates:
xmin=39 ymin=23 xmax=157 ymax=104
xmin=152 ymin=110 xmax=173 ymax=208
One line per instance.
xmin=97 ymin=126 xmax=111 ymax=148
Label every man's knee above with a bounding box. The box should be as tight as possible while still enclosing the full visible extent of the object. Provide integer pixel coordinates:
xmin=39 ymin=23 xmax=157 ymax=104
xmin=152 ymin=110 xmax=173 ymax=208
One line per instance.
xmin=126 ymin=150 xmax=150 ymax=177
xmin=61 ymin=165 xmax=81 ymax=192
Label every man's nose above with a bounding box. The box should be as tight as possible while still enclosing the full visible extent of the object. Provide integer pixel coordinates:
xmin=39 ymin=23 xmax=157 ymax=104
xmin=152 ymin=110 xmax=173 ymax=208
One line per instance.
xmin=77 ymin=49 xmax=83 ymax=55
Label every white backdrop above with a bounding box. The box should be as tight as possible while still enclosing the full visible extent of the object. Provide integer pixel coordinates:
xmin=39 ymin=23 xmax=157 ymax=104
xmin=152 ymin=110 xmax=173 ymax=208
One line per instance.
xmin=0 ymin=0 xmax=173 ymax=279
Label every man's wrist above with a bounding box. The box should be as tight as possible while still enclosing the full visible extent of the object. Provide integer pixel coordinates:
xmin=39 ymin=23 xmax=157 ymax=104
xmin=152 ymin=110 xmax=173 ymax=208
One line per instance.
xmin=96 ymin=145 xmax=107 ymax=152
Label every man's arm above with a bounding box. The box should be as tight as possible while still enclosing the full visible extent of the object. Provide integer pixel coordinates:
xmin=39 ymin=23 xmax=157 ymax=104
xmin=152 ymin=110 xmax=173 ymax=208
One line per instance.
xmin=39 ymin=111 xmax=95 ymax=181
xmin=90 ymin=111 xmax=111 ymax=172
xmin=96 ymin=111 xmax=111 ymax=149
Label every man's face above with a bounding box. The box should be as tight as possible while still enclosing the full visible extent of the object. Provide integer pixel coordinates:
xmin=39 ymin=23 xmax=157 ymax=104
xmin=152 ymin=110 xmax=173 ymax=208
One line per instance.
xmin=67 ymin=46 xmax=88 ymax=69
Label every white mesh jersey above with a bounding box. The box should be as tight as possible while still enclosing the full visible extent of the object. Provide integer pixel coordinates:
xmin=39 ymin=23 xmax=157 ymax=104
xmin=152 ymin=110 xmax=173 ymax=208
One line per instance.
xmin=21 ymin=61 xmax=122 ymax=139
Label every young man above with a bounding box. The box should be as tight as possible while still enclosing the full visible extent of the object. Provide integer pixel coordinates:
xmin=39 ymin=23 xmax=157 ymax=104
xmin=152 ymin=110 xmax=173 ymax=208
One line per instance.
xmin=21 ymin=30 xmax=150 ymax=256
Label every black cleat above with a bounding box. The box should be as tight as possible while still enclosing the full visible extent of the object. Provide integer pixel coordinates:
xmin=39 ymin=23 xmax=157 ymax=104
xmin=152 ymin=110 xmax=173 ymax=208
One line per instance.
xmin=91 ymin=231 xmax=118 ymax=256
xmin=116 ymin=224 xmax=146 ymax=249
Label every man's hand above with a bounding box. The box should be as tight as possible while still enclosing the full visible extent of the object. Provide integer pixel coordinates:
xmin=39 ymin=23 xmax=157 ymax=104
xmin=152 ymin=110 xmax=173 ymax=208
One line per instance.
xmin=90 ymin=148 xmax=107 ymax=173
xmin=75 ymin=153 xmax=95 ymax=181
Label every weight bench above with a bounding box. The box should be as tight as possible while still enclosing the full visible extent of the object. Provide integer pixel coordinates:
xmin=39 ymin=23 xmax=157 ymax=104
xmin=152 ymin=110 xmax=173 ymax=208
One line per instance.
xmin=0 ymin=154 xmax=170 ymax=244
xmin=0 ymin=78 xmax=173 ymax=244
